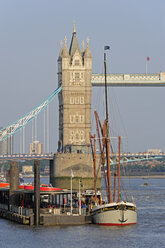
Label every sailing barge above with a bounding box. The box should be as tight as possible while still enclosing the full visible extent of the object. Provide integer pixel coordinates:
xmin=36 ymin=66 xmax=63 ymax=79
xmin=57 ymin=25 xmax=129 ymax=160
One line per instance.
xmin=90 ymin=47 xmax=137 ymax=226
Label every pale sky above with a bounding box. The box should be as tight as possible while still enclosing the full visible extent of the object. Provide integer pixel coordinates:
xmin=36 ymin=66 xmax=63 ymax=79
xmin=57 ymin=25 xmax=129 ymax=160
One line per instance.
xmin=0 ymin=0 xmax=165 ymax=153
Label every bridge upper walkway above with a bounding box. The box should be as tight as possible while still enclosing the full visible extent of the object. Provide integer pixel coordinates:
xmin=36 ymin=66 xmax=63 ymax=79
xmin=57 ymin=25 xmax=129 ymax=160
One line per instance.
xmin=92 ymin=72 xmax=165 ymax=87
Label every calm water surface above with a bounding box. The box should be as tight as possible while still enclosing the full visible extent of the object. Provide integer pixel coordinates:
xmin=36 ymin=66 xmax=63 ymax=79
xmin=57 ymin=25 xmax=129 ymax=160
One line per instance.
xmin=1 ymin=178 xmax=165 ymax=248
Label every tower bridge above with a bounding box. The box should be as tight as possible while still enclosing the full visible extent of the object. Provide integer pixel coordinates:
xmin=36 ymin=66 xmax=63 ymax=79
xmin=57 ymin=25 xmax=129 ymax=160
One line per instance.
xmin=0 ymin=24 xmax=165 ymax=189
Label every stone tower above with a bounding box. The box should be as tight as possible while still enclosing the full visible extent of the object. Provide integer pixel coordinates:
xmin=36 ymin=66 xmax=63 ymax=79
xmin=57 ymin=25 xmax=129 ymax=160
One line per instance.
xmin=50 ymin=24 xmax=101 ymax=190
xmin=57 ymin=24 xmax=92 ymax=153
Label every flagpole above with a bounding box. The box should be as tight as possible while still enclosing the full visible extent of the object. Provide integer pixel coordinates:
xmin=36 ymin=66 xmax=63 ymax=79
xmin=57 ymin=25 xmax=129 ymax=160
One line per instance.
xmin=146 ymin=60 xmax=147 ymax=74
xmin=71 ymin=172 xmax=72 ymax=215
xmin=146 ymin=57 xmax=150 ymax=74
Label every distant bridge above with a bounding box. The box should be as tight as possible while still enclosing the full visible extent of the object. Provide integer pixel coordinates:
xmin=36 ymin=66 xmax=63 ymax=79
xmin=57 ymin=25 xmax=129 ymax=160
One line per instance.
xmin=0 ymin=152 xmax=164 ymax=163
xmin=0 ymin=153 xmax=54 ymax=161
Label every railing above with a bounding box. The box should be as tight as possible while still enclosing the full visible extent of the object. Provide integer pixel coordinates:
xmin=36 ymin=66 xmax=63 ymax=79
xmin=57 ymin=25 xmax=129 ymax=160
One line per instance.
xmin=9 ymin=205 xmax=33 ymax=216
xmin=0 ymin=204 xmax=87 ymax=216
xmin=129 ymin=74 xmax=159 ymax=81
xmin=0 ymin=204 xmax=33 ymax=216
xmin=0 ymin=153 xmax=54 ymax=160
xmin=40 ymin=207 xmax=86 ymax=216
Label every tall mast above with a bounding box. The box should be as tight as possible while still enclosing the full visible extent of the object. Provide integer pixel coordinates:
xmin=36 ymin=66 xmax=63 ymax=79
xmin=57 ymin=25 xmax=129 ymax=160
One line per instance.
xmin=93 ymin=134 xmax=97 ymax=201
xmin=118 ymin=136 xmax=121 ymax=202
xmin=104 ymin=48 xmax=112 ymax=203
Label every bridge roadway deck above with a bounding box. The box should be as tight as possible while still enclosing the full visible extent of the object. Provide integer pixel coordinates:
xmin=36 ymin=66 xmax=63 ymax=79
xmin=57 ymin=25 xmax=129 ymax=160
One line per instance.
xmin=91 ymin=72 xmax=165 ymax=87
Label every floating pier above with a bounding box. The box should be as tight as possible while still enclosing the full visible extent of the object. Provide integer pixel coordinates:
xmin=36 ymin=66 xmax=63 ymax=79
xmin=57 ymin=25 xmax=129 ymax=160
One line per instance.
xmin=0 ymin=186 xmax=92 ymax=226
xmin=0 ymin=201 xmax=92 ymax=226
xmin=0 ymin=160 xmax=93 ymax=226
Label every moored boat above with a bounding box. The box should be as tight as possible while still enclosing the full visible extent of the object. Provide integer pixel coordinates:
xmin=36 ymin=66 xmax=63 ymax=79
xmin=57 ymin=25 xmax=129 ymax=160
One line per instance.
xmin=91 ymin=201 xmax=137 ymax=226
xmin=90 ymin=47 xmax=137 ymax=225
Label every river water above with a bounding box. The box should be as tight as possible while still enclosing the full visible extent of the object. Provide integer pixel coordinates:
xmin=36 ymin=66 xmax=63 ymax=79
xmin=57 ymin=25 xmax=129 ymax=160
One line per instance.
xmin=0 ymin=178 xmax=165 ymax=248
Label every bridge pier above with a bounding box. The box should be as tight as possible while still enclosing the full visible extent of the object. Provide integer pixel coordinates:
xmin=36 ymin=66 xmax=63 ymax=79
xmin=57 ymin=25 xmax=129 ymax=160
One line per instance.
xmin=50 ymin=153 xmax=101 ymax=190
xmin=34 ymin=160 xmax=40 ymax=226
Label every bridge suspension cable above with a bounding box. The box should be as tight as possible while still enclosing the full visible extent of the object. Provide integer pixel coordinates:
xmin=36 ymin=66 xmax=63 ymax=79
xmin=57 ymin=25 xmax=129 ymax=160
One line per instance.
xmin=0 ymin=85 xmax=62 ymax=142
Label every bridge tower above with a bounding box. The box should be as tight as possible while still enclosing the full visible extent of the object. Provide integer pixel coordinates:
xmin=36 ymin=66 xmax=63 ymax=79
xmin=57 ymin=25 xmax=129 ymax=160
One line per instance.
xmin=50 ymin=24 xmax=101 ymax=189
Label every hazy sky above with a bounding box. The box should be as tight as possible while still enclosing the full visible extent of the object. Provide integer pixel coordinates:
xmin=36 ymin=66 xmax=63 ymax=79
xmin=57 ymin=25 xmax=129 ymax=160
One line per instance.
xmin=0 ymin=0 xmax=165 ymax=153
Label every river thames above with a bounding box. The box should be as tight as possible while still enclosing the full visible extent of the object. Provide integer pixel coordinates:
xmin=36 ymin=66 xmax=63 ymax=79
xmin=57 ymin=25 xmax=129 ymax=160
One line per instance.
xmin=1 ymin=178 xmax=165 ymax=248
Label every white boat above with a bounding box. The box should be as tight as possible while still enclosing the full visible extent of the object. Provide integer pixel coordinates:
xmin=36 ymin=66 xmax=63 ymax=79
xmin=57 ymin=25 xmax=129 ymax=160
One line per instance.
xmin=90 ymin=47 xmax=137 ymax=226
xmin=91 ymin=201 xmax=137 ymax=226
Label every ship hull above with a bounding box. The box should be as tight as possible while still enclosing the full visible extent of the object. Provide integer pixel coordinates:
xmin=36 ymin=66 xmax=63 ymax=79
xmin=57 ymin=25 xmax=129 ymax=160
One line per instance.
xmin=90 ymin=201 xmax=137 ymax=226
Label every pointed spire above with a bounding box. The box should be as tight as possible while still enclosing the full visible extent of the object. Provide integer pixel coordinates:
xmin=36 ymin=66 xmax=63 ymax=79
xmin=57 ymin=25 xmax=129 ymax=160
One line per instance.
xmin=58 ymin=40 xmax=63 ymax=61
xmin=62 ymin=36 xmax=69 ymax=58
xmin=84 ymin=37 xmax=92 ymax=58
xmin=69 ymin=23 xmax=80 ymax=57
xmin=73 ymin=21 xmax=76 ymax=33
xmin=59 ymin=40 xmax=63 ymax=56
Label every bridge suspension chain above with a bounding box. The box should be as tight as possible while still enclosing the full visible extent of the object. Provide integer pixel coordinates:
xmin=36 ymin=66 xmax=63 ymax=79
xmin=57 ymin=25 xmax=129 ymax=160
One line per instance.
xmin=0 ymin=85 xmax=62 ymax=142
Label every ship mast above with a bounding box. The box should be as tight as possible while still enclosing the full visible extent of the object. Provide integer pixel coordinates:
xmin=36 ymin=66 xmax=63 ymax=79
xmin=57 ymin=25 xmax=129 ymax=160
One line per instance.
xmin=118 ymin=136 xmax=121 ymax=202
xmin=104 ymin=48 xmax=112 ymax=203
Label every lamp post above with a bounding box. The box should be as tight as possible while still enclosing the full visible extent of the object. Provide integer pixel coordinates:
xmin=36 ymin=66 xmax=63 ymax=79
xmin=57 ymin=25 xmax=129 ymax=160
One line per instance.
xmin=79 ymin=179 xmax=81 ymax=215
xmin=70 ymin=169 xmax=74 ymax=215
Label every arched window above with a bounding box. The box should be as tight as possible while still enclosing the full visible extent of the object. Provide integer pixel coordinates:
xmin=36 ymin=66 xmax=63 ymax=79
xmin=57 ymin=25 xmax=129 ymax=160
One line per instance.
xmin=75 ymin=97 xmax=79 ymax=104
xmin=75 ymin=60 xmax=79 ymax=66
xmin=75 ymin=115 xmax=79 ymax=123
xmin=80 ymin=97 xmax=84 ymax=104
xmin=75 ymin=133 xmax=79 ymax=140
xmin=70 ymin=97 xmax=74 ymax=104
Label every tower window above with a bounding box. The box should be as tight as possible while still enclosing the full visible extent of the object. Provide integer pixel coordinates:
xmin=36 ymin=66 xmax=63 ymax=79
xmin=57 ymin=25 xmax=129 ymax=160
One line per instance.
xmin=75 ymin=73 xmax=80 ymax=79
xmin=70 ymin=115 xmax=75 ymax=123
xmin=80 ymin=97 xmax=84 ymax=104
xmin=75 ymin=116 xmax=79 ymax=123
xmin=80 ymin=130 xmax=84 ymax=141
xmin=70 ymin=97 xmax=74 ymax=104
xmin=75 ymin=60 xmax=79 ymax=66
xmin=75 ymin=133 xmax=79 ymax=140
xmin=80 ymin=115 xmax=84 ymax=123
xmin=75 ymin=97 xmax=79 ymax=104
